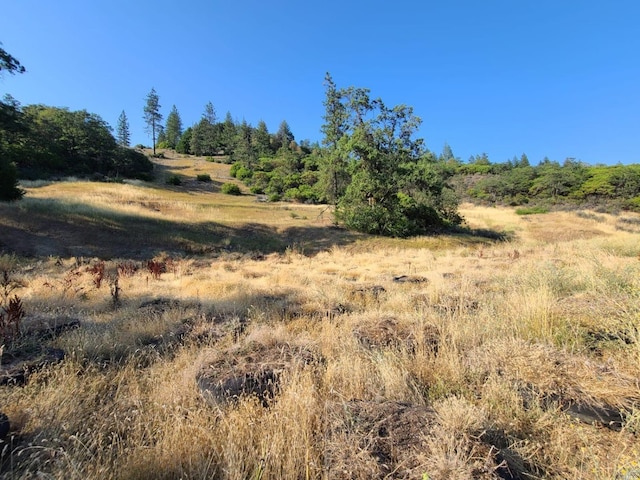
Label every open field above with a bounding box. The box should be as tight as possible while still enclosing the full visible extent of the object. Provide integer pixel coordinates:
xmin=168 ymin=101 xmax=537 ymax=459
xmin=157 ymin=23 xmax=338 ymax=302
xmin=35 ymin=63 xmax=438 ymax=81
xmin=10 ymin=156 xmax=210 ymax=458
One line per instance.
xmin=1 ymin=159 xmax=639 ymax=479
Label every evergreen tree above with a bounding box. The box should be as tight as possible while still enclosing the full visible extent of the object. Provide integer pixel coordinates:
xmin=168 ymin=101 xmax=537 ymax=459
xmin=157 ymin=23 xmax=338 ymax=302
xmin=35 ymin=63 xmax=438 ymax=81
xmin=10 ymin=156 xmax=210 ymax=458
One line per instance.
xmin=143 ymin=87 xmax=162 ymax=155
xmin=252 ymin=120 xmax=272 ymax=156
xmin=190 ymin=103 xmax=221 ymax=156
xmin=116 ymin=110 xmax=130 ymax=147
xmin=203 ymin=101 xmax=216 ymax=124
xmin=273 ymin=120 xmax=294 ymax=151
xmin=318 ymin=73 xmax=350 ymax=205
xmin=220 ymin=112 xmax=236 ymax=155
xmin=440 ymin=143 xmax=454 ymax=162
xmin=231 ymin=119 xmax=256 ymax=166
xmin=165 ymin=105 xmax=182 ymax=149
xmin=176 ymin=127 xmax=192 ymax=154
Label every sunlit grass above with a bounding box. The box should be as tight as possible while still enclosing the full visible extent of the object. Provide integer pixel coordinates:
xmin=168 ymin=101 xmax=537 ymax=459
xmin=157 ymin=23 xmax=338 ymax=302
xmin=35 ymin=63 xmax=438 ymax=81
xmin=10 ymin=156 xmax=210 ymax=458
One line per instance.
xmin=1 ymin=167 xmax=640 ymax=479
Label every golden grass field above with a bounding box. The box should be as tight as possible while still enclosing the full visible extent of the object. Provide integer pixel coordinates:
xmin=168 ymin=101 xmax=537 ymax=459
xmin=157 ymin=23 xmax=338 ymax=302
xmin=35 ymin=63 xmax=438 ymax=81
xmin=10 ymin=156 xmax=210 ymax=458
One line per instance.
xmin=0 ymin=154 xmax=639 ymax=479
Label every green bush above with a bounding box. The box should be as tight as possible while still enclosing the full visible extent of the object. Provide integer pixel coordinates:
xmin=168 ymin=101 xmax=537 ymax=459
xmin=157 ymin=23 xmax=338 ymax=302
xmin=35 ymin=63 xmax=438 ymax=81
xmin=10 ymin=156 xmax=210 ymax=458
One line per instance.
xmin=515 ymin=206 xmax=549 ymax=215
xmin=0 ymin=158 xmax=24 ymax=201
xmin=196 ymin=174 xmax=212 ymax=182
xmin=221 ymin=183 xmax=241 ymax=195
xmin=166 ymin=175 xmax=182 ymax=186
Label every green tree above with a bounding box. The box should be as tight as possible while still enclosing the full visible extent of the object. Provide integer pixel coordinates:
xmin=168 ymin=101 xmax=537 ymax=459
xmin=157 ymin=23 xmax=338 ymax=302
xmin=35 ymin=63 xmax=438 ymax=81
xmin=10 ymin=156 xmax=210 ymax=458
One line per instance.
xmin=176 ymin=126 xmax=192 ymax=154
xmin=321 ymin=76 xmax=460 ymax=236
xmin=164 ymin=105 xmax=182 ymax=149
xmin=220 ymin=112 xmax=236 ymax=155
xmin=440 ymin=143 xmax=454 ymax=162
xmin=190 ymin=103 xmax=222 ymax=156
xmin=13 ymin=105 xmax=152 ymax=179
xmin=0 ymin=43 xmax=25 ymax=76
xmin=0 ymin=96 xmax=25 ymax=200
xmin=318 ymin=73 xmax=351 ymax=206
xmin=252 ymin=120 xmax=272 ymax=156
xmin=273 ymin=120 xmax=294 ymax=151
xmin=203 ymin=101 xmax=216 ymax=124
xmin=231 ymin=119 xmax=256 ymax=166
xmin=0 ymin=45 xmax=26 ymax=201
xmin=116 ymin=110 xmax=130 ymax=147
xmin=143 ymin=87 xmax=162 ymax=155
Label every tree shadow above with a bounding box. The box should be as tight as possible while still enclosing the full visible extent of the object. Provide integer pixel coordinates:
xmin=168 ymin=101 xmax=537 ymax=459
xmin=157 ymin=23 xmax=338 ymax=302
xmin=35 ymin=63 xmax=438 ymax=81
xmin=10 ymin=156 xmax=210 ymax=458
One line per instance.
xmin=0 ymin=198 xmax=361 ymax=260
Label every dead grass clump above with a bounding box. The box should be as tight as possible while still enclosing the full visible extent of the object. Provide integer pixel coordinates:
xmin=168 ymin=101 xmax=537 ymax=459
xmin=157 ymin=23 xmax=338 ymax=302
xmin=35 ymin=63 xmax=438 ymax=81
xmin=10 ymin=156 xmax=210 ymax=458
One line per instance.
xmin=352 ymin=315 xmax=439 ymax=355
xmin=324 ymin=400 xmax=436 ymax=479
xmin=197 ymin=328 xmax=321 ymax=407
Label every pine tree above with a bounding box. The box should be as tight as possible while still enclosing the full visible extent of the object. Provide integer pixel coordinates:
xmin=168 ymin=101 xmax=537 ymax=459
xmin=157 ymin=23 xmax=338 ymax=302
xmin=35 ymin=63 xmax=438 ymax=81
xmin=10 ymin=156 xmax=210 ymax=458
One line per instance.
xmin=116 ymin=110 xmax=130 ymax=147
xmin=252 ymin=120 xmax=272 ymax=156
xmin=143 ymin=87 xmax=162 ymax=155
xmin=165 ymin=105 xmax=182 ymax=149
xmin=203 ymin=101 xmax=216 ymax=124
xmin=273 ymin=120 xmax=294 ymax=151
xmin=318 ymin=73 xmax=350 ymax=205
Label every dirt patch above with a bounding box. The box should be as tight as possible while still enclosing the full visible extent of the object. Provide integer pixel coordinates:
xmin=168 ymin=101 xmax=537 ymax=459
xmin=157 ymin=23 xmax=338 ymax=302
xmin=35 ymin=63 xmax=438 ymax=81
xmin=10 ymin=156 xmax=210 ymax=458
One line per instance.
xmin=353 ymin=316 xmax=439 ymax=353
xmin=324 ymin=400 xmax=436 ymax=479
xmin=197 ymin=340 xmax=320 ymax=406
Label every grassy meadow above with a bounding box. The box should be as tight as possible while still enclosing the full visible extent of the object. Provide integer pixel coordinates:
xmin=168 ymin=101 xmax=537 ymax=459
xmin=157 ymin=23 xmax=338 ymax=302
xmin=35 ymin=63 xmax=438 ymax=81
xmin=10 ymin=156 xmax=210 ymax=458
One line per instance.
xmin=0 ymin=154 xmax=639 ymax=479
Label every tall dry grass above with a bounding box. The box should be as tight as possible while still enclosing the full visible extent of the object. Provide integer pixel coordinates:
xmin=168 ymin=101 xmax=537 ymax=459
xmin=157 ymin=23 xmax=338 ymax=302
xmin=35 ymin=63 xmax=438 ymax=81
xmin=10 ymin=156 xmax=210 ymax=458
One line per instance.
xmin=1 ymin=199 xmax=639 ymax=479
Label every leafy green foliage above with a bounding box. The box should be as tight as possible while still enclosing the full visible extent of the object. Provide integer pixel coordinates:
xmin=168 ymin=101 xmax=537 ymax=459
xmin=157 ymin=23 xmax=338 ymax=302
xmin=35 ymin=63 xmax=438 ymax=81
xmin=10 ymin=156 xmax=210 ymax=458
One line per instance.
xmin=462 ymin=156 xmax=640 ymax=211
xmin=166 ymin=175 xmax=182 ymax=186
xmin=515 ymin=206 xmax=549 ymax=215
xmin=221 ymin=182 xmax=241 ymax=195
xmin=0 ymin=43 xmax=25 ymax=76
xmin=196 ymin=174 xmax=212 ymax=182
xmin=176 ymin=127 xmax=192 ymax=154
xmin=321 ymin=74 xmax=460 ymax=236
xmin=0 ymin=96 xmax=25 ymax=200
xmin=3 ymin=103 xmax=153 ymax=180
xmin=0 ymin=157 xmax=24 ymax=201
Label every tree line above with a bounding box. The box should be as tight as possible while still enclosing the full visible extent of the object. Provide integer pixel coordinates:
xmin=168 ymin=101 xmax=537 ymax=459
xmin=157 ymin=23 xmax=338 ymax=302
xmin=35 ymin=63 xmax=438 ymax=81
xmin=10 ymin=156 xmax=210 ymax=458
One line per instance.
xmin=450 ymin=154 xmax=640 ymax=211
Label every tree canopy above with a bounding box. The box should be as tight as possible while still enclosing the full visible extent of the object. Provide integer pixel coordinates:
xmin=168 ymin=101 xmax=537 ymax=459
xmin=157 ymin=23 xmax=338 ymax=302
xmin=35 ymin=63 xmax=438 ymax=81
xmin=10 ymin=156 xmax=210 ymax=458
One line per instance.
xmin=319 ymin=74 xmax=460 ymax=236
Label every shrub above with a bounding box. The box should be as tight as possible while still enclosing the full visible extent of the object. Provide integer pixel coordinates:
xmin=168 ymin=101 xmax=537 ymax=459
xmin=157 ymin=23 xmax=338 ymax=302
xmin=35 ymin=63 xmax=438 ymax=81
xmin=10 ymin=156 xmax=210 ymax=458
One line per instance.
xmin=221 ymin=183 xmax=241 ymax=195
xmin=515 ymin=206 xmax=549 ymax=215
xmin=196 ymin=174 xmax=212 ymax=182
xmin=166 ymin=175 xmax=182 ymax=186
xmin=0 ymin=158 xmax=25 ymax=201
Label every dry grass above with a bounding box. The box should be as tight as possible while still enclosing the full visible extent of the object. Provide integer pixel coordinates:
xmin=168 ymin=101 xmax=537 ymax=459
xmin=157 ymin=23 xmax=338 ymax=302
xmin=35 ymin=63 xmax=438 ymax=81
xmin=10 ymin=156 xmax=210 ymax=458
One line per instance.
xmin=1 ymin=173 xmax=639 ymax=478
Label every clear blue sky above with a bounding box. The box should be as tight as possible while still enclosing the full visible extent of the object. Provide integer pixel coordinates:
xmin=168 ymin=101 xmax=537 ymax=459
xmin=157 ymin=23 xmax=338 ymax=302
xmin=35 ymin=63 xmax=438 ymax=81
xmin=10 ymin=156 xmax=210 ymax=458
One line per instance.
xmin=2 ymin=0 xmax=639 ymax=165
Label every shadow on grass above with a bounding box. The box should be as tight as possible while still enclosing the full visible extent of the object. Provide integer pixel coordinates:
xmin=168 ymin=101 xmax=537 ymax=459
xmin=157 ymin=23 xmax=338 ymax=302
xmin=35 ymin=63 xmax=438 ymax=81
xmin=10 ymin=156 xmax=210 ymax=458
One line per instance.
xmin=0 ymin=196 xmax=510 ymax=260
xmin=0 ymin=198 xmax=360 ymax=259
xmin=449 ymin=225 xmax=514 ymax=242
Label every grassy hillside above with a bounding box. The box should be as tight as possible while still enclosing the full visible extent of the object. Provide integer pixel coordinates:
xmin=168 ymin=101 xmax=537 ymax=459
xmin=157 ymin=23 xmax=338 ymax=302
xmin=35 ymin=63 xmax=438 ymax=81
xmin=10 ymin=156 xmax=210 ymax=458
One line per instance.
xmin=0 ymin=156 xmax=639 ymax=479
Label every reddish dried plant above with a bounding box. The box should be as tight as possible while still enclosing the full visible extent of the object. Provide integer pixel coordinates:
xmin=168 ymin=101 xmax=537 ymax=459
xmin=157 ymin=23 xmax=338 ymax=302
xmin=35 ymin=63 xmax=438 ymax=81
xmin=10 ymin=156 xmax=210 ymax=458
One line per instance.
xmin=147 ymin=260 xmax=165 ymax=280
xmin=117 ymin=261 xmax=138 ymax=278
xmin=88 ymin=261 xmax=106 ymax=288
xmin=0 ymin=295 xmax=25 ymax=343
